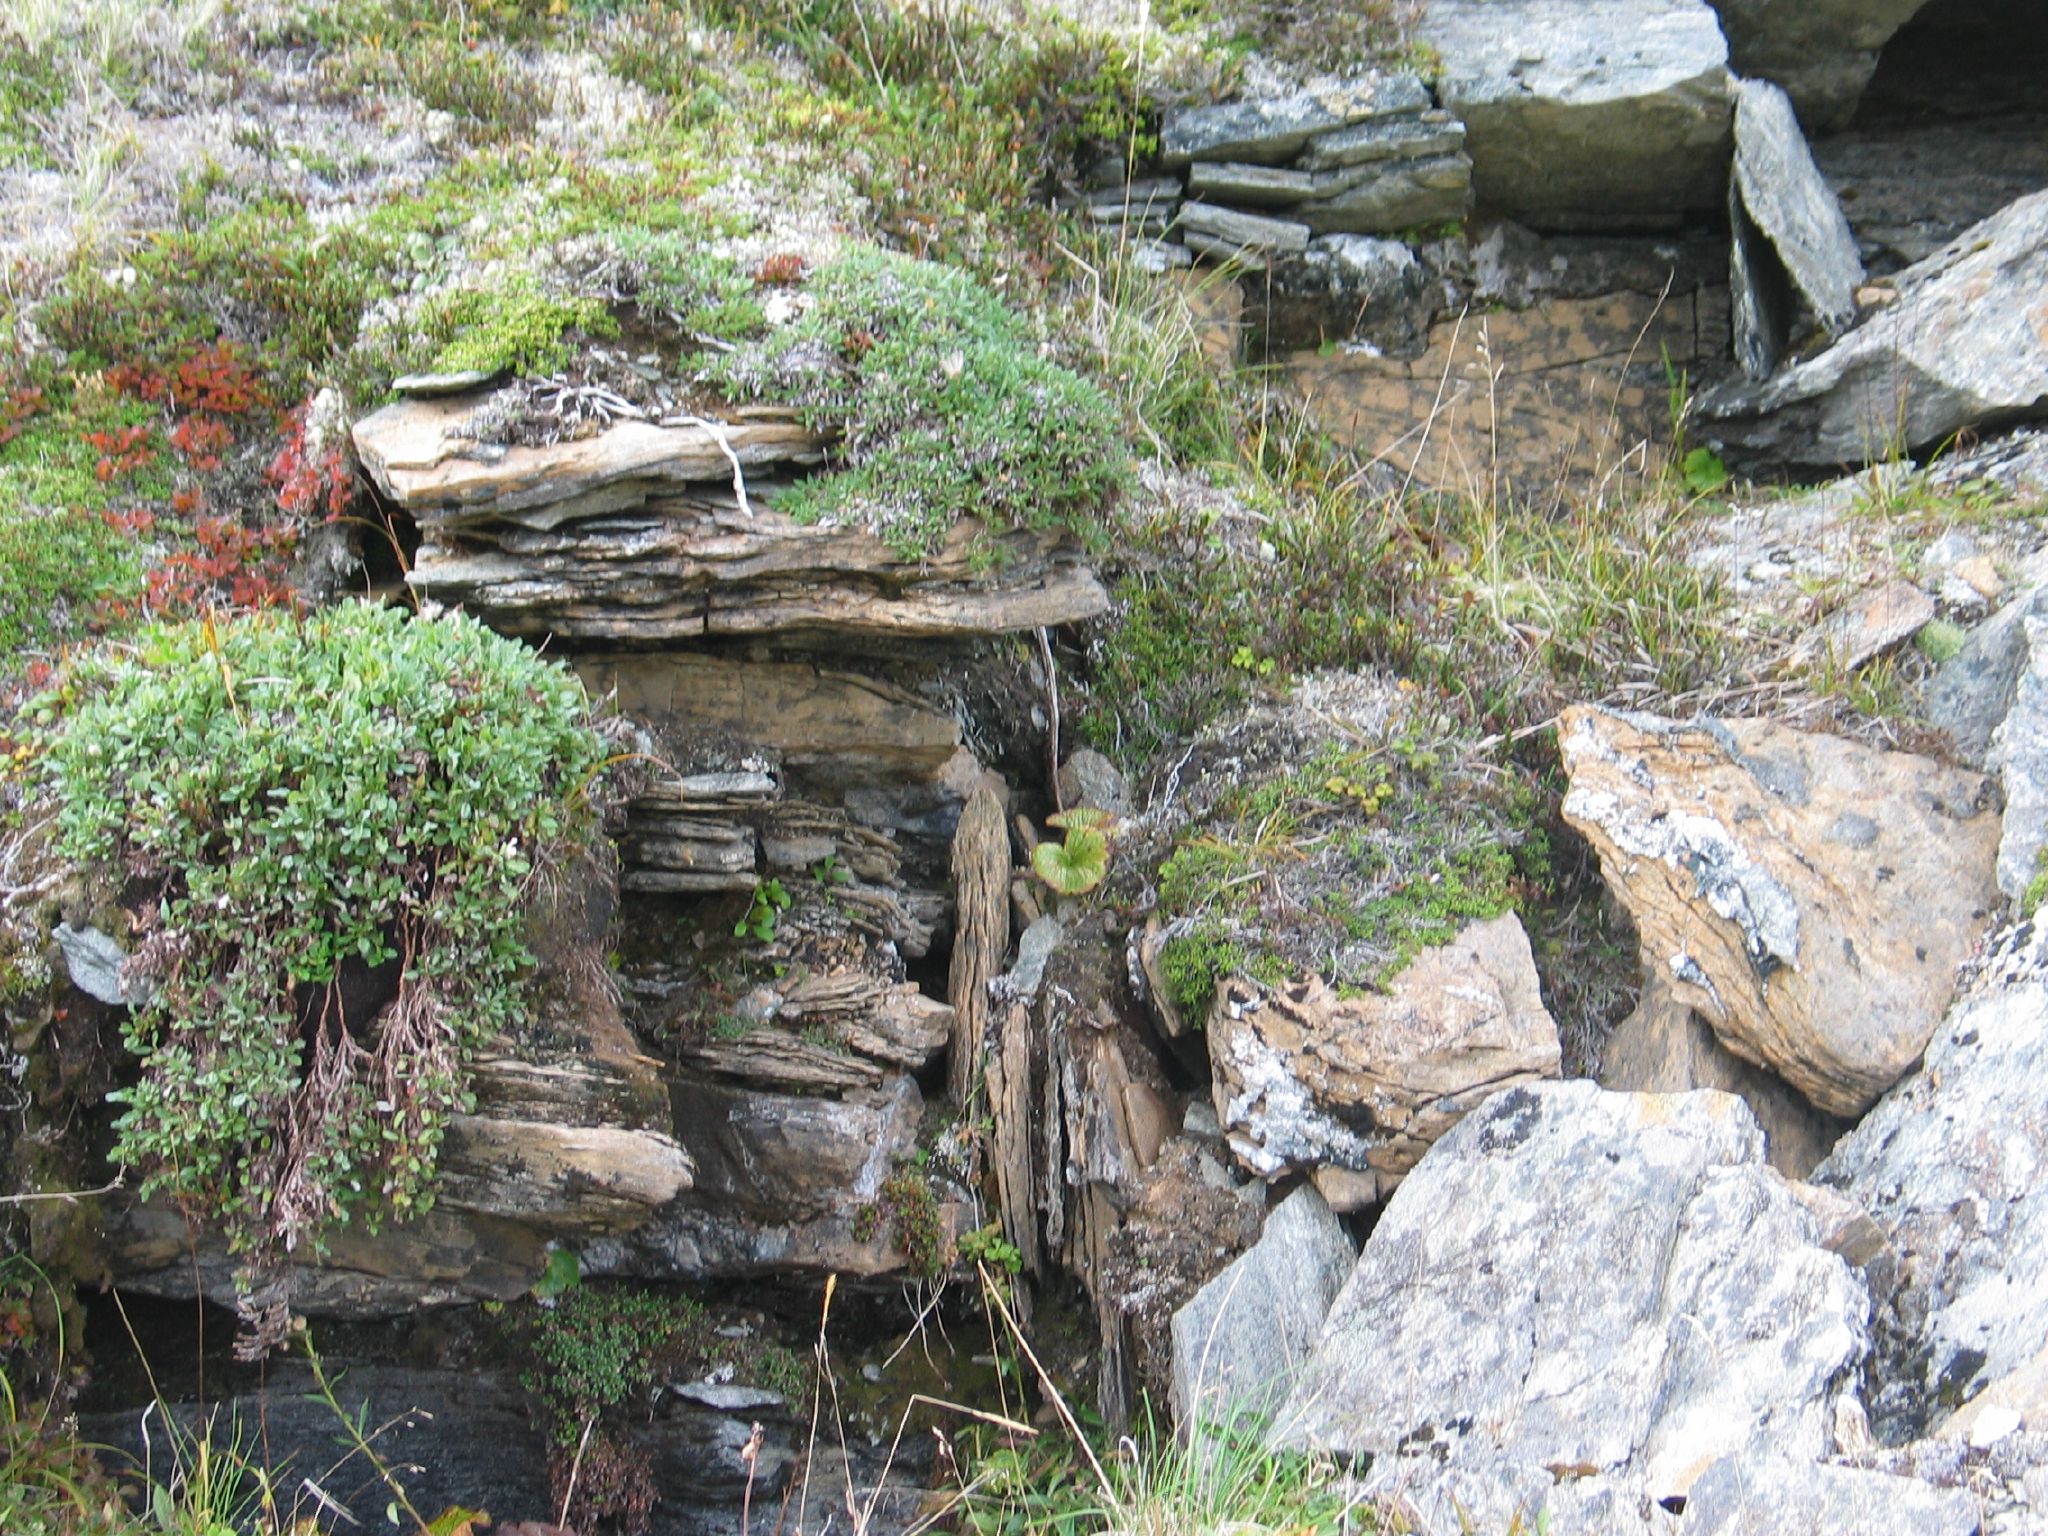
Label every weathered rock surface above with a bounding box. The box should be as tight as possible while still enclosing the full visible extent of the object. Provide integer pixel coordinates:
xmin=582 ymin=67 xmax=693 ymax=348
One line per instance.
xmin=1790 ymin=577 xmax=1935 ymax=672
xmin=1208 ymin=913 xmax=1561 ymax=1192
xmin=355 ymin=392 xmax=1108 ymax=642
xmin=1274 ymin=1083 xmax=1868 ymax=1504
xmin=1161 ymin=73 xmax=1431 ymax=168
xmin=1419 ymin=0 xmax=1734 ymax=228
xmin=1989 ymin=618 xmax=2048 ymax=901
xmin=1729 ymin=77 xmax=1864 ymax=376
xmin=1263 ymin=233 xmax=1429 ymax=351
xmin=1297 ymin=153 xmax=1473 ymax=236
xmin=1682 ymin=1450 xmax=1980 ymax=1535
xmin=1705 ymin=0 xmax=1932 ymax=132
xmin=599 ymin=1074 xmax=947 ymax=1279
xmin=1169 ymin=1184 xmax=1355 ymax=1428
xmin=105 ymin=978 xmax=690 ymax=1314
xmin=1599 ymin=969 xmax=1846 ymax=1178
xmin=1927 ymin=580 xmax=2048 ymax=768
xmin=1559 ymin=705 xmax=2000 ymax=1117
xmin=1290 ymin=283 xmax=1728 ymax=494
xmin=1819 ymin=916 xmax=2048 ymax=1443
xmin=1177 ymin=201 xmax=1311 ymax=265
xmin=1694 ymin=190 xmax=2048 ymax=468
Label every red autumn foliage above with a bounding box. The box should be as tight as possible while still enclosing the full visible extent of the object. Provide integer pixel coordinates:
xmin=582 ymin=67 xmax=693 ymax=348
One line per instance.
xmin=269 ymin=399 xmax=356 ymax=521
xmin=145 ymin=515 xmax=300 ymax=616
xmin=169 ymin=412 xmax=234 ymax=471
xmin=752 ymin=251 xmax=809 ymax=286
xmin=86 ymin=425 xmax=156 ymax=481
xmin=0 ymin=385 xmax=45 ymax=448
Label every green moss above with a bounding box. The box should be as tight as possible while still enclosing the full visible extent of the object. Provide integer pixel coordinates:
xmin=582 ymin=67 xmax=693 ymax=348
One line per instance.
xmin=707 ymin=247 xmax=1128 ymax=557
xmin=0 ymin=394 xmax=166 ymax=656
xmin=853 ymin=1164 xmax=949 ymax=1277
xmin=2024 ymin=850 xmax=2048 ymax=915
xmin=1151 ymin=728 xmax=1543 ymax=1016
xmin=431 ymin=273 xmax=620 ymax=377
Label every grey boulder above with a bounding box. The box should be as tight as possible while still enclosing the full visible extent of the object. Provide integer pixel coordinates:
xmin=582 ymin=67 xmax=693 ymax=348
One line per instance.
xmin=1169 ymin=1184 xmax=1355 ymax=1428
xmin=1818 ymin=916 xmax=2048 ymax=1443
xmin=1273 ymin=1082 xmax=1869 ymax=1503
xmin=1704 ymin=0 xmax=1933 ymax=133
xmin=1681 ymin=1450 xmax=1979 ymax=1535
xmin=1694 ymin=189 xmax=2048 ymax=469
xmin=1419 ymin=0 xmax=1733 ymax=228
xmin=1927 ymin=580 xmax=2048 ymax=768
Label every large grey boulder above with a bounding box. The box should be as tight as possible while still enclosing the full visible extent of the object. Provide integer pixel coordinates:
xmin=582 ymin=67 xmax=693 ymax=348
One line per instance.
xmin=1818 ymin=917 xmax=2048 ymax=1443
xmin=1694 ymin=189 xmax=2048 ymax=469
xmin=1988 ymin=617 xmax=2048 ymax=901
xmin=1559 ymin=705 xmax=2000 ymax=1118
xmin=1419 ymin=0 xmax=1733 ymax=228
xmin=1704 ymin=0 xmax=1932 ymax=132
xmin=1169 ymin=1184 xmax=1355 ymax=1428
xmin=1273 ymin=1082 xmax=1869 ymax=1504
xmin=1681 ymin=1450 xmax=1979 ymax=1535
xmin=1729 ymin=77 xmax=1864 ymax=377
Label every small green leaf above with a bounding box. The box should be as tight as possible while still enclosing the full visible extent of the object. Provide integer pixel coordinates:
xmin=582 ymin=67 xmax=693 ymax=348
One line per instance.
xmin=533 ymin=1245 xmax=580 ymax=1302
xmin=1681 ymin=446 xmax=1728 ymax=496
xmin=1045 ymin=806 xmax=1114 ymax=834
xmin=1032 ymin=826 xmax=1110 ymax=896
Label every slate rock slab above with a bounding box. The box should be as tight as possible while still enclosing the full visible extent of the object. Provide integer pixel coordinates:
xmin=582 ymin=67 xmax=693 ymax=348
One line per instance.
xmin=1730 ymin=76 xmax=1864 ymax=376
xmin=1161 ymin=73 xmax=1430 ymax=167
xmin=1559 ymin=705 xmax=1999 ymax=1117
xmin=1273 ymin=1082 xmax=1868 ymax=1501
xmin=1420 ymin=0 xmax=1734 ymax=227
xmin=1693 ymin=189 xmax=2048 ymax=468
xmin=1169 ymin=1184 xmax=1355 ymax=1427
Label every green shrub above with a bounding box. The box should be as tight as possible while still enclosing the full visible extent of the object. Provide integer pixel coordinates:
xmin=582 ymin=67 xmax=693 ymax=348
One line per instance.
xmin=34 ymin=602 xmax=604 ymax=1254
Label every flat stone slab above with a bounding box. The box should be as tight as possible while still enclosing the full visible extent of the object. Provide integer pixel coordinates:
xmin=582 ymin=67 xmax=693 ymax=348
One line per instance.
xmin=1300 ymin=110 xmax=1465 ymax=172
xmin=1731 ymin=76 xmax=1864 ymax=376
xmin=1421 ymin=0 xmax=1734 ymax=227
xmin=1177 ymin=201 xmax=1312 ymax=253
xmin=1186 ymin=161 xmax=1319 ymax=208
xmin=1161 ymin=73 xmax=1431 ymax=167
xmin=1694 ymin=189 xmax=2048 ymax=467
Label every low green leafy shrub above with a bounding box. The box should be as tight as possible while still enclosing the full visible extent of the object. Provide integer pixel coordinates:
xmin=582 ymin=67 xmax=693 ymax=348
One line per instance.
xmin=34 ymin=602 xmax=604 ymax=1255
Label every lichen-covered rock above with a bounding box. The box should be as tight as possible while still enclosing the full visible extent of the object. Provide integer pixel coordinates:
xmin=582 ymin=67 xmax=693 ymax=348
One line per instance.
xmin=1207 ymin=913 xmax=1561 ymax=1192
xmin=1818 ymin=917 xmax=2048 ymax=1443
xmin=1264 ymin=234 xmax=1430 ymax=352
xmin=1419 ymin=0 xmax=1734 ymax=227
xmin=1926 ymin=580 xmax=2048 ymax=768
xmin=1274 ymin=1083 xmax=1869 ymax=1504
xmin=1694 ymin=190 xmax=2048 ymax=468
xmin=1682 ymin=1450 xmax=1979 ymax=1535
xmin=1559 ymin=705 xmax=2000 ymax=1117
xmin=1170 ymin=1184 xmax=1355 ymax=1428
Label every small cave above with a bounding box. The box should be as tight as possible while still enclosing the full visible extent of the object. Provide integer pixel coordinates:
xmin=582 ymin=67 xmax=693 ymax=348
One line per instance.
xmin=1816 ymin=0 xmax=2048 ymax=275
xmin=1855 ymin=0 xmax=2048 ymax=124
